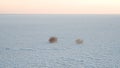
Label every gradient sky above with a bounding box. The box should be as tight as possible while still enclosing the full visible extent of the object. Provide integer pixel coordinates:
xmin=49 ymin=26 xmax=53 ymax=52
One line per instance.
xmin=0 ymin=0 xmax=120 ymax=14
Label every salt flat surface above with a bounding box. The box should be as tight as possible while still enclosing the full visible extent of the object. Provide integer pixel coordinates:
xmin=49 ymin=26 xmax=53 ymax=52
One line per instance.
xmin=0 ymin=15 xmax=120 ymax=68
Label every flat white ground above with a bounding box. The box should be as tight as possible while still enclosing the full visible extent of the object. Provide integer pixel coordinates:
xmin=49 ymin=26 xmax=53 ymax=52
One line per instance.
xmin=0 ymin=15 xmax=120 ymax=68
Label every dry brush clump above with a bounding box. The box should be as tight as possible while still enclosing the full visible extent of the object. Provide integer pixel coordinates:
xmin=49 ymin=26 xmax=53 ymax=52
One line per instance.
xmin=49 ymin=37 xmax=58 ymax=43
xmin=75 ymin=39 xmax=83 ymax=44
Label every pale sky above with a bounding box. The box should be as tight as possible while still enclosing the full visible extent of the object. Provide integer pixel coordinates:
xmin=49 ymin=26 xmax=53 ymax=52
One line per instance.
xmin=0 ymin=0 xmax=120 ymax=14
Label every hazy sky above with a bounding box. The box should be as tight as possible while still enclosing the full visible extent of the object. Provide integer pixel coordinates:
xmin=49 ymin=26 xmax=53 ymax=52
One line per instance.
xmin=0 ymin=0 xmax=120 ymax=14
